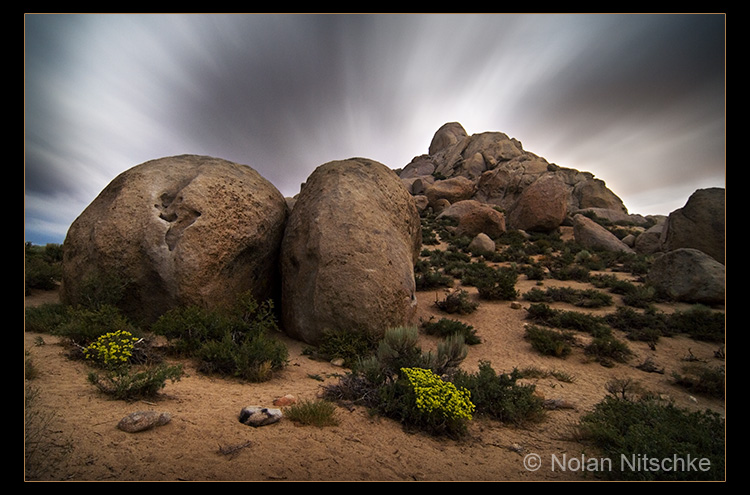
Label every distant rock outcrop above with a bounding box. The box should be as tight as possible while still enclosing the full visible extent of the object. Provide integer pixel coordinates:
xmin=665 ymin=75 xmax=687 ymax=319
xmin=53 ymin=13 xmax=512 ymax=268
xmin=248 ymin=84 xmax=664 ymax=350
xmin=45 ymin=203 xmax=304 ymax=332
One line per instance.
xmin=400 ymin=122 xmax=628 ymax=233
xmin=280 ymin=158 xmax=422 ymax=345
xmin=61 ymin=155 xmax=288 ymax=324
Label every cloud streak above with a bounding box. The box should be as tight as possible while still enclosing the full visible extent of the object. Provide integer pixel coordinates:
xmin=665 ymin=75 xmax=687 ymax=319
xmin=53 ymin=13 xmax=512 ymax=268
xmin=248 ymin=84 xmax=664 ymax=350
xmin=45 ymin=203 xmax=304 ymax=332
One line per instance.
xmin=24 ymin=13 xmax=725 ymax=245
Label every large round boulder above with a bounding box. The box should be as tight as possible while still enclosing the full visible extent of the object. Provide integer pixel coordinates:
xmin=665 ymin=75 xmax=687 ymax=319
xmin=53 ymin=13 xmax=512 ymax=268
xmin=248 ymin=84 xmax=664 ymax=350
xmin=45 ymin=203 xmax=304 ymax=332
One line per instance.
xmin=507 ymin=174 xmax=569 ymax=232
xmin=61 ymin=155 xmax=289 ymax=324
xmin=280 ymin=158 xmax=422 ymax=345
xmin=647 ymin=248 xmax=725 ymax=305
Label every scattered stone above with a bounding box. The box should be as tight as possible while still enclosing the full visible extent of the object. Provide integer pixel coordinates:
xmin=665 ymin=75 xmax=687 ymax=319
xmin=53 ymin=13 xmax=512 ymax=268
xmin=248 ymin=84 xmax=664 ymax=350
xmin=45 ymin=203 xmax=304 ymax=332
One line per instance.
xmin=272 ymin=394 xmax=297 ymax=407
xmin=468 ymin=233 xmax=496 ymax=256
xmin=239 ymin=406 xmax=283 ymax=427
xmin=117 ymin=411 xmax=171 ymax=433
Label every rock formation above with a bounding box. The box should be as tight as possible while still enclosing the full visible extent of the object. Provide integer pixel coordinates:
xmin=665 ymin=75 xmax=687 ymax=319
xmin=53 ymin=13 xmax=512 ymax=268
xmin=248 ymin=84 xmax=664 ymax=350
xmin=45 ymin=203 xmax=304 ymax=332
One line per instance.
xmin=400 ymin=122 xmax=629 ymax=232
xmin=61 ymin=155 xmax=288 ymax=324
xmin=280 ymin=158 xmax=422 ymax=345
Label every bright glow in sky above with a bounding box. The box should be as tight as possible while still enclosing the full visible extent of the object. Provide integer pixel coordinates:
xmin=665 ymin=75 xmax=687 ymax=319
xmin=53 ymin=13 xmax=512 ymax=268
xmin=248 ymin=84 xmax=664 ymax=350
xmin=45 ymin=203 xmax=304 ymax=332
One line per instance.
xmin=24 ymin=13 xmax=725 ymax=245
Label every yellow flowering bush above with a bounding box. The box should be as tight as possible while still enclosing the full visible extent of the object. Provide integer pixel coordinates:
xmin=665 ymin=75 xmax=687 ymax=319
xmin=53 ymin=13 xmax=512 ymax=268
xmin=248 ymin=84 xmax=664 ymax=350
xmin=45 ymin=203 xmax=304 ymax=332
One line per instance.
xmin=401 ymin=367 xmax=475 ymax=429
xmin=84 ymin=330 xmax=139 ymax=369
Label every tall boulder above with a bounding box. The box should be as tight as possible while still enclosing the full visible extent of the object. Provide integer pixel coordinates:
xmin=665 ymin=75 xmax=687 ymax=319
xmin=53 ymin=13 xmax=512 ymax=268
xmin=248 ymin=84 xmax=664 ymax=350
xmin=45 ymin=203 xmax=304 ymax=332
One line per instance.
xmin=660 ymin=188 xmax=725 ymax=264
xmin=61 ymin=155 xmax=288 ymax=324
xmin=280 ymin=158 xmax=422 ymax=345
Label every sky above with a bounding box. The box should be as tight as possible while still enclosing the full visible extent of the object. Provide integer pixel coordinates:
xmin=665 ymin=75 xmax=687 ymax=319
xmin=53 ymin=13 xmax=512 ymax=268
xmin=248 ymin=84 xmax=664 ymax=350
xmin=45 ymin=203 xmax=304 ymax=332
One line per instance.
xmin=24 ymin=13 xmax=725 ymax=245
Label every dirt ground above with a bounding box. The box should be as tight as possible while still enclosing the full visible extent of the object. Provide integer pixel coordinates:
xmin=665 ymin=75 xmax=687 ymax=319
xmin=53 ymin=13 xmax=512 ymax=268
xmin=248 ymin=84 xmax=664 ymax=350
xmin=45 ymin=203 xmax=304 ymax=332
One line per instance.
xmin=24 ymin=268 xmax=725 ymax=482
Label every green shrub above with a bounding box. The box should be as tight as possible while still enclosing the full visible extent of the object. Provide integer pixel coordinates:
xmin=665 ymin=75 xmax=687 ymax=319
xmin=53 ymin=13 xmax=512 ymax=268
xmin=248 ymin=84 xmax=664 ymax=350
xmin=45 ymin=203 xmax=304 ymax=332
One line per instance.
xmin=526 ymin=303 xmax=609 ymax=336
xmin=323 ymin=327 xmax=470 ymax=436
xmin=605 ymin=306 xmax=670 ymax=343
xmin=667 ymin=305 xmax=725 ymax=343
xmin=87 ymin=363 xmax=184 ymax=401
xmin=422 ymin=317 xmax=481 ymax=345
xmin=25 ymin=303 xmax=69 ymax=334
xmin=475 ymin=267 xmax=519 ymax=301
xmin=523 ymin=286 xmax=612 ymax=308
xmin=285 ymin=399 xmax=339 ymax=427
xmin=435 ymin=289 xmax=478 ymax=314
xmin=578 ymin=395 xmax=725 ymax=480
xmin=196 ymin=329 xmax=288 ymax=382
xmin=451 ymin=361 xmax=545 ymax=425
xmin=584 ymin=334 xmax=633 ymax=365
xmin=415 ymin=264 xmax=454 ymax=290
xmin=524 ymin=325 xmax=576 ymax=358
xmin=387 ymin=367 xmax=475 ymax=437
xmin=672 ymin=364 xmax=725 ymax=399
xmin=312 ymin=328 xmax=380 ymax=368
xmin=151 ymin=293 xmax=288 ymax=382
xmin=55 ymin=304 xmax=139 ymax=346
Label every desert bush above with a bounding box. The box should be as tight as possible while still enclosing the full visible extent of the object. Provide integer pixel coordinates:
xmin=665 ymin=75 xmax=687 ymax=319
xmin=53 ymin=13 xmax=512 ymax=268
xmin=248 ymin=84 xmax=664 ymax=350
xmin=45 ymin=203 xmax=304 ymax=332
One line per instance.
xmin=151 ymin=292 xmax=288 ymax=382
xmin=25 ymin=303 xmax=69 ymax=334
xmin=451 ymin=361 xmax=545 ymax=425
xmin=584 ymin=334 xmax=633 ymax=366
xmin=378 ymin=367 xmax=475 ymax=437
xmin=672 ymin=363 xmax=725 ymax=399
xmin=523 ymin=286 xmax=612 ymax=308
xmin=435 ymin=289 xmax=478 ymax=314
xmin=323 ymin=327 xmax=471 ymax=437
xmin=415 ymin=262 xmax=454 ymax=290
xmin=577 ymin=395 xmax=725 ymax=480
xmin=605 ymin=306 xmax=670 ymax=343
xmin=87 ymin=362 xmax=184 ymax=401
xmin=524 ymin=325 xmax=576 ymax=358
xmin=310 ymin=328 xmax=380 ymax=368
xmin=55 ymin=304 xmax=140 ymax=347
xmin=667 ymin=305 xmax=725 ymax=343
xmin=475 ymin=267 xmax=519 ymax=301
xmin=525 ymin=303 xmax=609 ymax=336
xmin=196 ymin=329 xmax=287 ymax=381
xmin=25 ymin=243 xmax=62 ymax=293
xmin=285 ymin=399 xmax=339 ymax=427
xmin=422 ymin=317 xmax=481 ymax=345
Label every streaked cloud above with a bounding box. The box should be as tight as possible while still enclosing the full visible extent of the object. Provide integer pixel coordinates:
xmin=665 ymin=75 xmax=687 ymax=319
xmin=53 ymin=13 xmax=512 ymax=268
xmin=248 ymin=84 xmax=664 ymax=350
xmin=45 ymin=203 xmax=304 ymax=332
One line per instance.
xmin=24 ymin=13 xmax=725 ymax=245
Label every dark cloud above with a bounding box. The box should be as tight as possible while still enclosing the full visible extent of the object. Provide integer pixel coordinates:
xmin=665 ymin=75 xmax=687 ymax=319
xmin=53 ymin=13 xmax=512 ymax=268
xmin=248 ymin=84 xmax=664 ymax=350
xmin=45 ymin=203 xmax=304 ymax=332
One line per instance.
xmin=24 ymin=13 xmax=725 ymax=245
